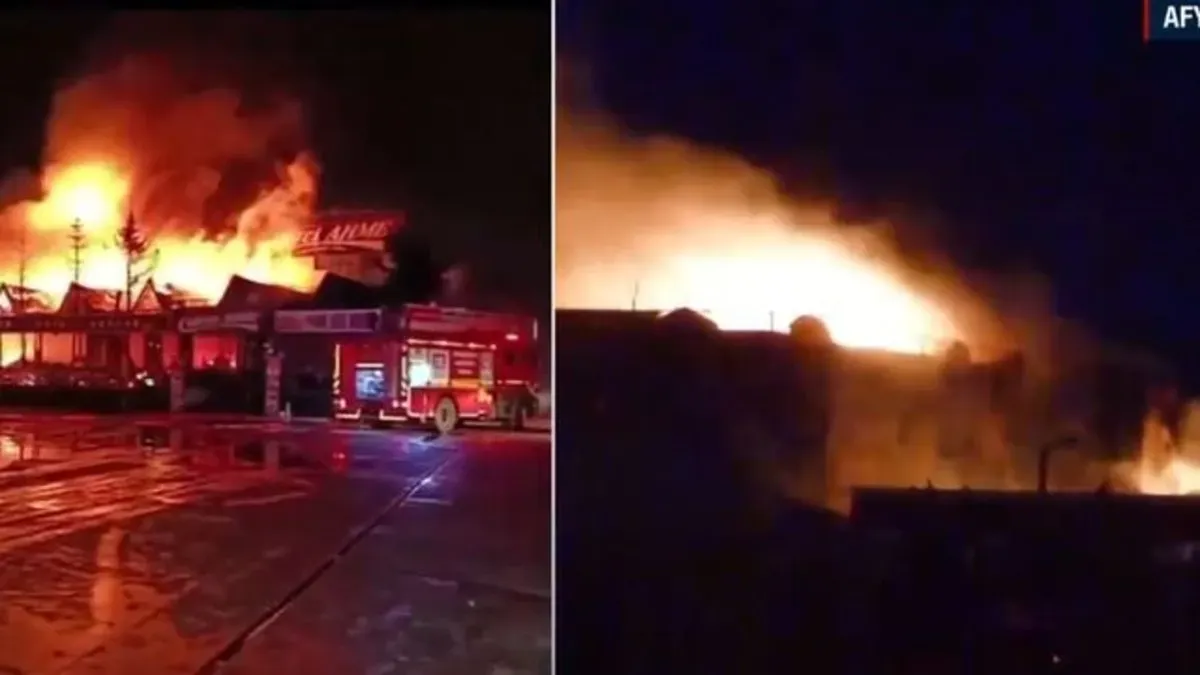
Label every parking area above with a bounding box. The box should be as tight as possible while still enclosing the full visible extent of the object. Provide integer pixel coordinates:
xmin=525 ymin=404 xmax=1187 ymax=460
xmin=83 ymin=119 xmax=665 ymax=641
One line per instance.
xmin=0 ymin=415 xmax=550 ymax=675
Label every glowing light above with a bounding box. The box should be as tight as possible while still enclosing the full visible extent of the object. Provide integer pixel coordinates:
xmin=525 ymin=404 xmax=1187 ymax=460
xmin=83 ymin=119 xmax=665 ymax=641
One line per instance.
xmin=409 ymin=362 xmax=432 ymax=387
xmin=1132 ymin=409 xmax=1200 ymax=495
xmin=29 ymin=163 xmax=129 ymax=231
xmin=555 ymin=113 xmax=975 ymax=356
xmin=1137 ymin=457 xmax=1200 ymax=496
xmin=559 ymin=213 xmax=962 ymax=355
xmin=7 ymin=155 xmax=321 ymax=307
xmin=661 ymin=233 xmax=959 ymax=353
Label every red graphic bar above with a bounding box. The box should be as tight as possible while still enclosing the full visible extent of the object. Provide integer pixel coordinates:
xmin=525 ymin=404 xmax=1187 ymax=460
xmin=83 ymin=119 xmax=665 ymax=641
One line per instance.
xmin=1144 ymin=0 xmax=1150 ymax=43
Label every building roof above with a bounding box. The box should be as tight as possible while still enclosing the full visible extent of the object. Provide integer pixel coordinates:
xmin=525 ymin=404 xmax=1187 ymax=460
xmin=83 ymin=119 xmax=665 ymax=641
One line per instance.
xmin=0 ymin=284 xmax=54 ymax=314
xmin=555 ymin=309 xmax=662 ymax=334
xmin=58 ymin=283 xmax=122 ymax=315
xmin=131 ymin=281 xmax=211 ymax=314
xmin=216 ymin=275 xmax=310 ymax=312
xmin=302 ymin=273 xmax=379 ymax=309
xmin=849 ymin=486 xmax=1200 ymax=544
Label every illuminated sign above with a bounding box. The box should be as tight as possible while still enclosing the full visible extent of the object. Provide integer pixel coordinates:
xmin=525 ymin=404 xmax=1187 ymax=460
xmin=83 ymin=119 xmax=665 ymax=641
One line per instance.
xmin=293 ymin=212 xmax=401 ymax=256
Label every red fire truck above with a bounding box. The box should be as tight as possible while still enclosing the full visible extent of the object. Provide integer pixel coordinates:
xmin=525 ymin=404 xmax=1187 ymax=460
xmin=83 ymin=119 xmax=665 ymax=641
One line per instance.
xmin=276 ymin=304 xmax=539 ymax=432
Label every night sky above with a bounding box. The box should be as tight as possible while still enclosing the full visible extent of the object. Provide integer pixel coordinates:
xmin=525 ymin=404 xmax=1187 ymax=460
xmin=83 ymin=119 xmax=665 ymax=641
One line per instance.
xmin=0 ymin=10 xmax=550 ymax=314
xmin=560 ymin=1 xmax=1200 ymax=385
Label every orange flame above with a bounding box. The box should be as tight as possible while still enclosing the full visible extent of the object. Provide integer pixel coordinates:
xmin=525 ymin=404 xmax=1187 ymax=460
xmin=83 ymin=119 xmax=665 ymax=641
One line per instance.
xmin=645 ymin=223 xmax=960 ymax=354
xmin=1136 ymin=457 xmax=1200 ymax=496
xmin=1133 ymin=410 xmax=1200 ymax=495
xmin=28 ymin=163 xmax=129 ymax=230
xmin=556 ymin=111 xmax=986 ymax=355
xmin=12 ymin=155 xmax=319 ymax=305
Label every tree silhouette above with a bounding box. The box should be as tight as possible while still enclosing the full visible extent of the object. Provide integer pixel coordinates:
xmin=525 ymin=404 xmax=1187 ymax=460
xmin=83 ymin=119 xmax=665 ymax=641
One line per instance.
xmin=115 ymin=211 xmax=158 ymax=311
xmin=379 ymin=230 xmax=444 ymax=306
xmin=67 ymin=218 xmax=86 ymax=283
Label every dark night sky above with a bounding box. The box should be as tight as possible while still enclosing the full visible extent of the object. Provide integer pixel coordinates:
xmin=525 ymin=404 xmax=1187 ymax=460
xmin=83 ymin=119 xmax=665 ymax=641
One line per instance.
xmin=0 ymin=10 xmax=549 ymax=314
xmin=561 ymin=1 xmax=1200 ymax=384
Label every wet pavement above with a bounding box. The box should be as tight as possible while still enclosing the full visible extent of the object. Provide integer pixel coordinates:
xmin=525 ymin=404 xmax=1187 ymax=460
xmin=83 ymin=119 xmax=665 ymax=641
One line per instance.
xmin=0 ymin=416 xmax=550 ymax=675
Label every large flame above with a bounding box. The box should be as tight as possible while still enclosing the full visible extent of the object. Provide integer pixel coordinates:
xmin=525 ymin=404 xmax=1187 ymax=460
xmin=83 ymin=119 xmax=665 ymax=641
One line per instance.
xmin=1137 ymin=458 xmax=1200 ymax=496
xmin=1132 ymin=408 xmax=1200 ymax=496
xmin=0 ymin=52 xmax=320 ymax=307
xmin=628 ymin=218 xmax=957 ymax=354
xmin=556 ymin=110 xmax=996 ymax=356
xmin=17 ymin=156 xmax=318 ymax=304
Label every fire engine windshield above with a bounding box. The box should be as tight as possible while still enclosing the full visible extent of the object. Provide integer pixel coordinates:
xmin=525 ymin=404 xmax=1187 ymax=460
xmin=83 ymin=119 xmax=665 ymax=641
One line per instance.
xmin=354 ymin=364 xmax=386 ymax=401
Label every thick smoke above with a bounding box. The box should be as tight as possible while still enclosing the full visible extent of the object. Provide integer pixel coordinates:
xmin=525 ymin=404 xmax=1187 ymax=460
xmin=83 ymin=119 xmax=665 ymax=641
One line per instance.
xmin=43 ymin=52 xmax=312 ymax=239
xmin=0 ymin=169 xmax=40 ymax=209
xmin=0 ymin=15 xmax=319 ymax=287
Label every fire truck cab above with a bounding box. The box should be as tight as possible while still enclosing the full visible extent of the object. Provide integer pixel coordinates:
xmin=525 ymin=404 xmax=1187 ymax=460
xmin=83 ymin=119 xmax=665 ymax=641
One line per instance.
xmin=330 ymin=304 xmax=538 ymax=432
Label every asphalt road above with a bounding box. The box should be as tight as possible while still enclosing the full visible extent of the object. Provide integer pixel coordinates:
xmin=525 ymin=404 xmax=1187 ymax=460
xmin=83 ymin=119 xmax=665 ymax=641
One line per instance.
xmin=0 ymin=416 xmax=551 ymax=675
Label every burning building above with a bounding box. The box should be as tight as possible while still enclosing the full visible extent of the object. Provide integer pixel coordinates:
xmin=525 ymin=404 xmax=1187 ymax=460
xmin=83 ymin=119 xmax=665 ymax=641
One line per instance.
xmin=0 ymin=209 xmax=398 ymax=372
xmin=0 ymin=206 xmax=541 ymax=431
xmin=555 ymin=100 xmax=1200 ymax=505
xmin=0 ymin=50 xmax=355 ymax=382
xmin=558 ymin=307 xmax=1179 ymax=512
xmin=0 ymin=43 xmax=543 ymax=428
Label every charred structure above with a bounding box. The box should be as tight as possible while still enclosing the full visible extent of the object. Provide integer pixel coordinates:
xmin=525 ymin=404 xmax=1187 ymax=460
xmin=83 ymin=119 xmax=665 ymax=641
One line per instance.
xmin=557 ymin=308 xmax=1169 ymax=512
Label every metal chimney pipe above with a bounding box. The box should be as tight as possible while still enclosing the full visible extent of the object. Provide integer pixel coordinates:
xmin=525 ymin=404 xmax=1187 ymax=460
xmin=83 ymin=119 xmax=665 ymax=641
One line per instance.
xmin=1038 ymin=436 xmax=1079 ymax=493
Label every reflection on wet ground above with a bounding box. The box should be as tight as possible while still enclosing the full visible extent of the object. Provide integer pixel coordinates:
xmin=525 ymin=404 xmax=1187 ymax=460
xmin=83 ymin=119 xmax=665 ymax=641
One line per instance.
xmin=0 ymin=417 xmax=549 ymax=675
xmin=221 ymin=441 xmax=552 ymax=675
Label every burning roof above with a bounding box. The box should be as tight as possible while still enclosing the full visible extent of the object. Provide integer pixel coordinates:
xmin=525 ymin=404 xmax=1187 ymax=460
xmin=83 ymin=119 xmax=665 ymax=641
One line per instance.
xmin=0 ymin=50 xmax=321 ymax=309
xmin=131 ymin=281 xmax=212 ymax=314
xmin=155 ymin=283 xmax=211 ymax=310
xmin=0 ymin=284 xmax=54 ymax=314
xmin=556 ymin=107 xmax=1013 ymax=357
xmin=0 ymin=275 xmax=315 ymax=317
xmin=58 ymin=283 xmax=122 ymax=315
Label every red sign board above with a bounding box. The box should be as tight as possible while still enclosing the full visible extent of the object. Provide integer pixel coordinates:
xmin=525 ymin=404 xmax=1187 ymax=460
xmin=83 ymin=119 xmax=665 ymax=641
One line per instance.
xmin=293 ymin=211 xmax=401 ymax=256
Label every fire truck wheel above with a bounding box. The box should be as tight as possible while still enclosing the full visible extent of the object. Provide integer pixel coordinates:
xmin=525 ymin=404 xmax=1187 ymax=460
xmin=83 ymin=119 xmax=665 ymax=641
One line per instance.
xmin=433 ymin=397 xmax=460 ymax=435
xmin=506 ymin=399 xmax=527 ymax=431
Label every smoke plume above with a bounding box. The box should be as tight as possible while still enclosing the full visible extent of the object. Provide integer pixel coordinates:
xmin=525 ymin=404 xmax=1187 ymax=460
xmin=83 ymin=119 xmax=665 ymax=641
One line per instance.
xmin=43 ymin=52 xmax=310 ymax=238
xmin=0 ymin=17 xmax=320 ymax=300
